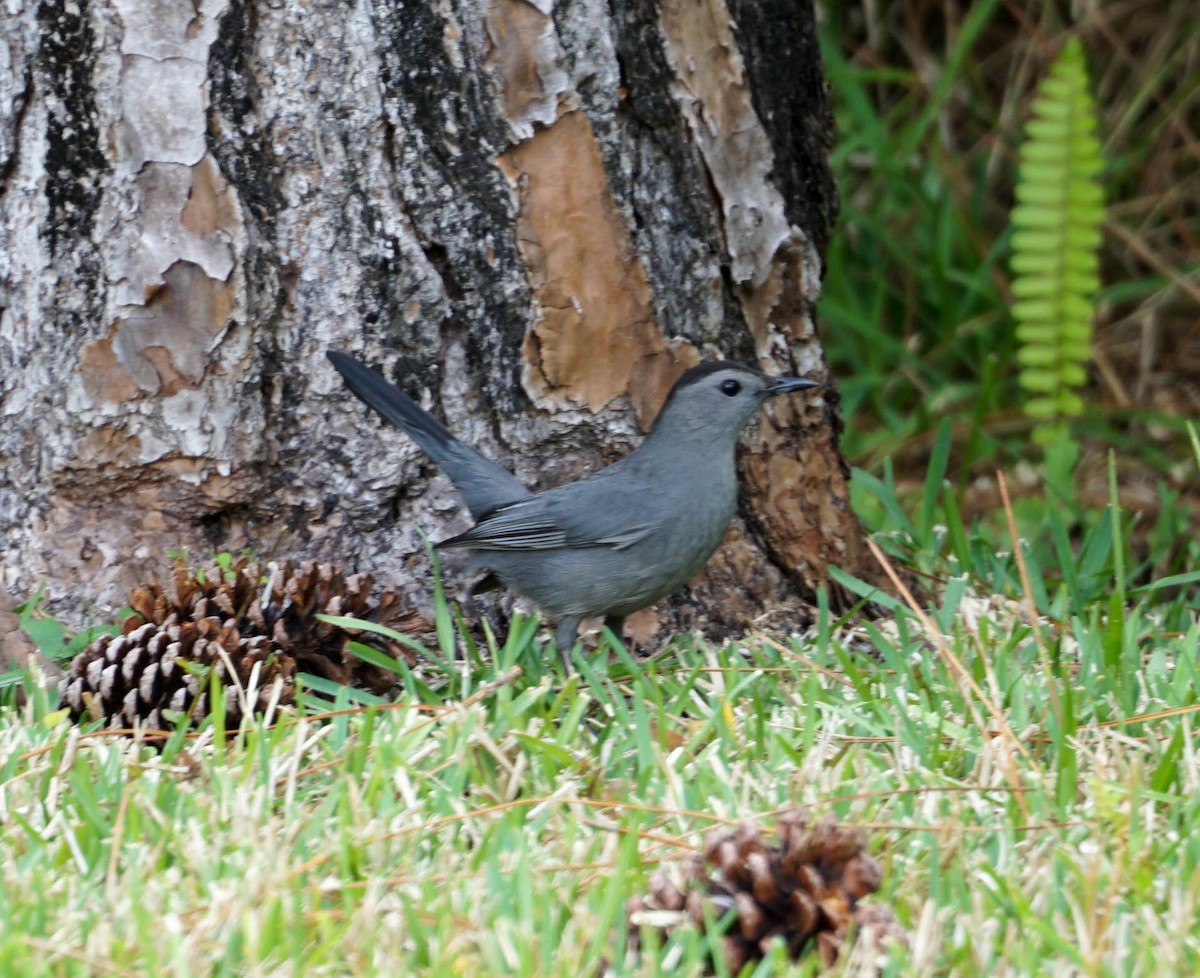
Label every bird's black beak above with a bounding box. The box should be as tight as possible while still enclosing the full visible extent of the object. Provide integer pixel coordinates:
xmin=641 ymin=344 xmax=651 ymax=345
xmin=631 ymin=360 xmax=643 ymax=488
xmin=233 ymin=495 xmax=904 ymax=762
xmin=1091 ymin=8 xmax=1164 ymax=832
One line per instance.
xmin=766 ymin=376 xmax=822 ymax=396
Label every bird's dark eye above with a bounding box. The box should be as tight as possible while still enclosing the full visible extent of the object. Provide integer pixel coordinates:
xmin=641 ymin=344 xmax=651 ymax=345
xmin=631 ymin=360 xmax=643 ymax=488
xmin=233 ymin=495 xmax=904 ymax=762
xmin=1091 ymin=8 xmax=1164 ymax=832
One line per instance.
xmin=719 ymin=378 xmax=742 ymax=397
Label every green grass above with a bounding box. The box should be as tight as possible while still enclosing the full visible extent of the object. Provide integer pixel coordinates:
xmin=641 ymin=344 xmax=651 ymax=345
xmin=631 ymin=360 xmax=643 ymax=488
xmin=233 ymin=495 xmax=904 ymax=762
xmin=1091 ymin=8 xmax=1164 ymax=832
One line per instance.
xmin=3 ymin=474 xmax=1199 ymax=975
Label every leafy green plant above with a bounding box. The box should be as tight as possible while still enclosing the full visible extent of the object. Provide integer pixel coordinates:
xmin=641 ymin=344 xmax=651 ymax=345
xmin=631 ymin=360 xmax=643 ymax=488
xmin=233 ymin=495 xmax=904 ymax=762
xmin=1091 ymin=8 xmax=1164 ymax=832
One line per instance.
xmin=818 ymin=8 xmax=1014 ymax=468
xmin=819 ymin=6 xmax=1194 ymax=497
xmin=1009 ymin=37 xmax=1105 ymax=439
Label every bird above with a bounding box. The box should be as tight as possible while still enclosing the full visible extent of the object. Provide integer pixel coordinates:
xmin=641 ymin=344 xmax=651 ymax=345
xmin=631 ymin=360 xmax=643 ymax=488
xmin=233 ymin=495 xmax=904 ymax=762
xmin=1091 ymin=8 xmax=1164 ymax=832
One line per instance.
xmin=327 ymin=350 xmax=820 ymax=665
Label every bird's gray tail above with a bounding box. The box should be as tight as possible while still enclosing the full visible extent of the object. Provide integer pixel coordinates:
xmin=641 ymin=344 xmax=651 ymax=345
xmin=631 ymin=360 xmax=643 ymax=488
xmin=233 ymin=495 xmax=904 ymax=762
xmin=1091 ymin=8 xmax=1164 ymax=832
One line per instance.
xmin=327 ymin=351 xmax=531 ymax=519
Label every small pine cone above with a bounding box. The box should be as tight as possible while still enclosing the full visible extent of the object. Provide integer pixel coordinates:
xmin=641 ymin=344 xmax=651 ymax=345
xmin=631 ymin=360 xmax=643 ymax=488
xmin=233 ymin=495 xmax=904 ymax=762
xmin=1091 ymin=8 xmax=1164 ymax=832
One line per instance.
xmin=628 ymin=811 xmax=907 ymax=974
xmin=57 ymin=615 xmax=290 ymax=731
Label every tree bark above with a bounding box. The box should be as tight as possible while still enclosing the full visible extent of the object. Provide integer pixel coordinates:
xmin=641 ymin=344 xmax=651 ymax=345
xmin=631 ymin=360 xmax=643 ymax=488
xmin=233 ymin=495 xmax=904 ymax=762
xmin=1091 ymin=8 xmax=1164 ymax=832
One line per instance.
xmin=1 ymin=0 xmax=876 ymax=643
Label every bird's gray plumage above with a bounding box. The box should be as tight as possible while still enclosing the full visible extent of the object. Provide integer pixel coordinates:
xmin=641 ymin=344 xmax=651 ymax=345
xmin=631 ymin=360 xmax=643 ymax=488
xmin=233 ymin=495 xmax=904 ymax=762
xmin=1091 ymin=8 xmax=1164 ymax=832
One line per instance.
xmin=327 ymin=351 xmax=819 ymax=664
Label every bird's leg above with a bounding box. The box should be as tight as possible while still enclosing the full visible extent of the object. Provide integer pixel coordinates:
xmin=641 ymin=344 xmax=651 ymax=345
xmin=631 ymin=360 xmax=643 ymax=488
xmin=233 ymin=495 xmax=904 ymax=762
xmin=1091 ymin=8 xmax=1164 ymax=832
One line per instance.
xmin=555 ymin=615 xmax=581 ymax=672
xmin=602 ymin=615 xmax=626 ymax=647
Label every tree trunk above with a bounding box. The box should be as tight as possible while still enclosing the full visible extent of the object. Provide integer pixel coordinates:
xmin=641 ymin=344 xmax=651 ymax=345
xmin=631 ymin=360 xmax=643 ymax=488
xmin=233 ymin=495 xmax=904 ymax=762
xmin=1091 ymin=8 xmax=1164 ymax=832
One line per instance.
xmin=1 ymin=0 xmax=876 ymax=643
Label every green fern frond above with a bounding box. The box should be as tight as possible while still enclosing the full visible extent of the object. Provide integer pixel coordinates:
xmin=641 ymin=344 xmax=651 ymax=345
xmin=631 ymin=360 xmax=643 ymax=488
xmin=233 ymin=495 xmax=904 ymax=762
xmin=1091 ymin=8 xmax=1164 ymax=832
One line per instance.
xmin=1009 ymin=37 xmax=1104 ymax=438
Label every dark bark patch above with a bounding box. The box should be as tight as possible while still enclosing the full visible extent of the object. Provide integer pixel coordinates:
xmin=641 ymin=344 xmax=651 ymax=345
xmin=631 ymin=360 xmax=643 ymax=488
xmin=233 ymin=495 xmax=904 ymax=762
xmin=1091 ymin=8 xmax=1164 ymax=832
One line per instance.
xmin=419 ymin=240 xmax=464 ymax=302
xmin=36 ymin=0 xmax=107 ymax=257
xmin=608 ymin=0 xmax=747 ymax=353
xmin=725 ymin=0 xmax=838 ymax=260
xmin=207 ymin=0 xmax=279 ymax=227
xmin=0 ymin=62 xmax=33 ymax=192
xmin=370 ymin=0 xmax=531 ymax=416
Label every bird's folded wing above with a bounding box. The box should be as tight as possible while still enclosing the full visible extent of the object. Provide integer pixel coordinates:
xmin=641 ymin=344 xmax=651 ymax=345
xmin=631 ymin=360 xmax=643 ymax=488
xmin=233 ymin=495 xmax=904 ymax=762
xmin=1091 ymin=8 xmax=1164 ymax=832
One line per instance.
xmin=437 ymin=485 xmax=654 ymax=552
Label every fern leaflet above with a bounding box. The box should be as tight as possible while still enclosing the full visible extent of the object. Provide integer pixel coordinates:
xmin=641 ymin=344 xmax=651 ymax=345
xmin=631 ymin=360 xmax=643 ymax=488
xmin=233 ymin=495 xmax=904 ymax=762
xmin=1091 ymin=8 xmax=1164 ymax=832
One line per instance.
xmin=1009 ymin=37 xmax=1104 ymax=437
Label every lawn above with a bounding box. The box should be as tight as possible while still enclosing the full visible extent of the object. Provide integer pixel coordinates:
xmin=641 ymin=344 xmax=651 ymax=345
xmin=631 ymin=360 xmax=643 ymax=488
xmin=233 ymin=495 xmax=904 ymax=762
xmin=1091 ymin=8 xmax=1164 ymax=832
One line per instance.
xmin=3 ymin=471 xmax=1199 ymax=976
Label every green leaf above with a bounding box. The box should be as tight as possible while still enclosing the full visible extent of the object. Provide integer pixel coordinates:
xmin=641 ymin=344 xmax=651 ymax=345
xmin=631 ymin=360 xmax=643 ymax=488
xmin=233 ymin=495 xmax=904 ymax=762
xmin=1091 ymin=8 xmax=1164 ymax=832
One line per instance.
xmin=19 ymin=618 xmax=66 ymax=658
xmin=1008 ymin=37 xmax=1104 ymax=443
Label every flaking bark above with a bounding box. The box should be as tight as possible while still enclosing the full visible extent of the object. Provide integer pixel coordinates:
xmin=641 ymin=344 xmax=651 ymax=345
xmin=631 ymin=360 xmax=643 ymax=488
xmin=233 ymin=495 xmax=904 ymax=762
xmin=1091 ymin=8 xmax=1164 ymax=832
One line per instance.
xmin=1 ymin=0 xmax=878 ymax=645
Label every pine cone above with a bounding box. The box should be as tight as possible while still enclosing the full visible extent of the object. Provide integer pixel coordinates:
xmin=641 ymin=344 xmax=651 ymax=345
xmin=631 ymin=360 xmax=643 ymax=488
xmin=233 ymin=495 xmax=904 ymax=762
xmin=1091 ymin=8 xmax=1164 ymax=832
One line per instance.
xmin=58 ymin=558 xmax=433 ymax=730
xmin=251 ymin=560 xmax=427 ymax=694
xmin=627 ymin=811 xmax=906 ymax=973
xmin=57 ymin=614 xmax=286 ymax=731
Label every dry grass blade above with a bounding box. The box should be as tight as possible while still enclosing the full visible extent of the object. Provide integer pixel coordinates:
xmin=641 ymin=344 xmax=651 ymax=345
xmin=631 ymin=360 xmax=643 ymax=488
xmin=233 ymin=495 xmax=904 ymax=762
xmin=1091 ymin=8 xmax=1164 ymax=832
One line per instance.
xmin=997 ymin=470 xmax=1063 ymax=727
xmin=866 ymin=537 xmax=1033 ymax=819
xmin=751 ymin=632 xmax=857 ymax=686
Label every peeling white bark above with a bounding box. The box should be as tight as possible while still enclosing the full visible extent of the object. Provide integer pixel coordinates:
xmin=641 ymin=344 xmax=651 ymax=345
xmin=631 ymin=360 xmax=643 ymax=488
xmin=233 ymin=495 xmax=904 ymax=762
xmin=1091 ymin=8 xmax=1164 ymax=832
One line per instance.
xmin=658 ymin=0 xmax=791 ymax=289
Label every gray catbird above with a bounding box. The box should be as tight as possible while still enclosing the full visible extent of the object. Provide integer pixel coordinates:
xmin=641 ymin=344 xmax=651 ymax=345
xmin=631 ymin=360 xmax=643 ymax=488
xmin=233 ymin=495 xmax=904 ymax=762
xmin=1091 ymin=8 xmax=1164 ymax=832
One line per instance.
xmin=327 ymin=351 xmax=819 ymax=662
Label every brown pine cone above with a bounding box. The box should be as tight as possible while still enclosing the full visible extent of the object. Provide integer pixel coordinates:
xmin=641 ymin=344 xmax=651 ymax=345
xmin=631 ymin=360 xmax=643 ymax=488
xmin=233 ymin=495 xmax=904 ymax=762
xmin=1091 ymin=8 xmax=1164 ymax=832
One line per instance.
xmin=627 ymin=811 xmax=906 ymax=974
xmin=58 ymin=614 xmax=285 ymax=731
xmin=251 ymin=560 xmax=428 ymax=693
xmin=57 ymin=557 xmax=434 ymax=730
